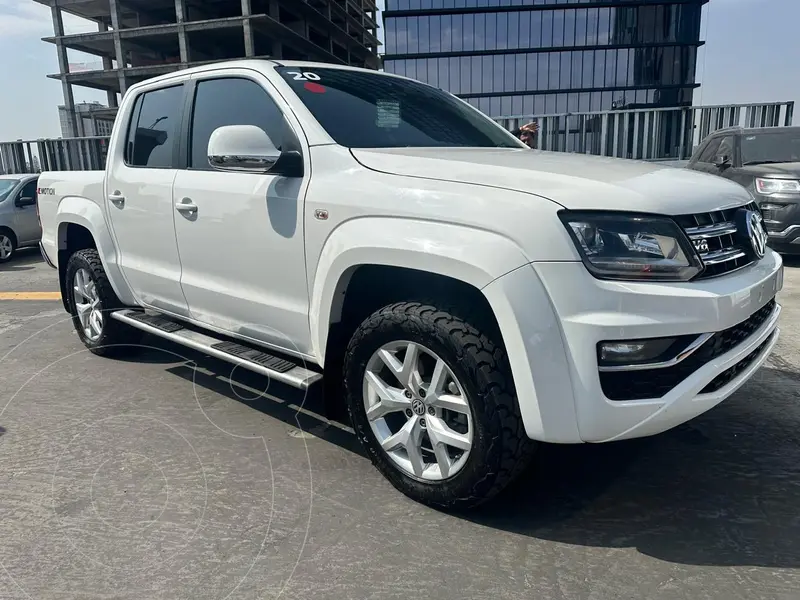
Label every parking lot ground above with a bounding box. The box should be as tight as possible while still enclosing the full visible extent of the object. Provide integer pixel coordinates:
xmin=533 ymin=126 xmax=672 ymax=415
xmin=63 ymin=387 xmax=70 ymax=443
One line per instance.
xmin=1 ymin=253 xmax=800 ymax=600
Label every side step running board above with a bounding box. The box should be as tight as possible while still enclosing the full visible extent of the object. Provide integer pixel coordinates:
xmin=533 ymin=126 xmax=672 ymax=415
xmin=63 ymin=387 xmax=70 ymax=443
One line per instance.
xmin=111 ymin=309 xmax=322 ymax=389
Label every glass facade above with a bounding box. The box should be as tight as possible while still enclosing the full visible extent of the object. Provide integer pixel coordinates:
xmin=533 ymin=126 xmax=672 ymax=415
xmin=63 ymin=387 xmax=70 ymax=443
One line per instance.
xmin=383 ymin=1 xmax=706 ymax=116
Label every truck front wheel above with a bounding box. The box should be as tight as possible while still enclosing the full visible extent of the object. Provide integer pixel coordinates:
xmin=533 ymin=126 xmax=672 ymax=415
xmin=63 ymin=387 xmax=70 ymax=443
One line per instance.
xmin=343 ymin=301 xmax=536 ymax=509
xmin=65 ymin=249 xmax=141 ymax=356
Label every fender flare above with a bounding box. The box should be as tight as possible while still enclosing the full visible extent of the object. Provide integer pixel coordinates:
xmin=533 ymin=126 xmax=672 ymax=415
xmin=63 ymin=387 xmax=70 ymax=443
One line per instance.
xmin=309 ymin=217 xmax=529 ymax=363
xmin=56 ymin=196 xmax=137 ymax=306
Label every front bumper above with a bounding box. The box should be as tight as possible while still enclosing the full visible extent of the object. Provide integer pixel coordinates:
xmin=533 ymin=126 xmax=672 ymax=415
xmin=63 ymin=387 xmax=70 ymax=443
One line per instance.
xmin=483 ymin=250 xmax=783 ymax=443
xmin=759 ymin=193 xmax=800 ymax=252
xmin=767 ymin=224 xmax=800 ymax=253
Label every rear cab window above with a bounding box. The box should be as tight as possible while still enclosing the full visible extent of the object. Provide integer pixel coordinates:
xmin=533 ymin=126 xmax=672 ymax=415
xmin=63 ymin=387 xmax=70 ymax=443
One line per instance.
xmin=275 ymin=66 xmax=522 ymax=149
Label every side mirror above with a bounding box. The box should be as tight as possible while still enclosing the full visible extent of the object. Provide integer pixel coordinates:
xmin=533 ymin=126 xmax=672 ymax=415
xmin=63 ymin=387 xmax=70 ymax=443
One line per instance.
xmin=714 ymin=154 xmax=732 ymax=169
xmin=16 ymin=196 xmax=35 ymax=207
xmin=208 ymin=125 xmax=281 ymax=173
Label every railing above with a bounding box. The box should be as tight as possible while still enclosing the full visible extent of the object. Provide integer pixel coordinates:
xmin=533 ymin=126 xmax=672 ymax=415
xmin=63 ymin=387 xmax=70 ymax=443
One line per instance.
xmin=495 ymin=101 xmax=795 ymax=161
xmin=0 ymin=136 xmax=109 ymax=174
xmin=0 ymin=101 xmax=794 ymax=174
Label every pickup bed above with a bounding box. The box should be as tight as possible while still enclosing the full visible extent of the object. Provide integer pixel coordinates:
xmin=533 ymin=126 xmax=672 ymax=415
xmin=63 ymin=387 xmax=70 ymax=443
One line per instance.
xmin=37 ymin=59 xmax=783 ymax=509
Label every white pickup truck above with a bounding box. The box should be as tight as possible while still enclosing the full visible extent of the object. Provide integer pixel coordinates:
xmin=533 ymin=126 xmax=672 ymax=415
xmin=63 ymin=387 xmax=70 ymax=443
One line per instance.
xmin=38 ymin=60 xmax=783 ymax=509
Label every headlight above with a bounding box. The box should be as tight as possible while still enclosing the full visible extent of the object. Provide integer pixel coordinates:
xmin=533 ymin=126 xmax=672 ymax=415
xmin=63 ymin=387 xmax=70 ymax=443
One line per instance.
xmin=756 ymin=178 xmax=800 ymax=195
xmin=559 ymin=211 xmax=703 ymax=281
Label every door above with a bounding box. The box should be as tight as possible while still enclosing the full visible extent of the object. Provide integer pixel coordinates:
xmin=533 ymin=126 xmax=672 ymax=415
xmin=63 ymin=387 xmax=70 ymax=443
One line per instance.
xmin=171 ymin=75 xmax=311 ymax=353
xmin=105 ymin=83 xmax=190 ymax=317
xmin=14 ymin=179 xmax=40 ymax=244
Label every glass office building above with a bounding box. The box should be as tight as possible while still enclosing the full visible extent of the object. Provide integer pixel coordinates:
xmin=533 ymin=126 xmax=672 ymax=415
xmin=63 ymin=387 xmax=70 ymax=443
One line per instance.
xmin=382 ymin=1 xmax=707 ymax=117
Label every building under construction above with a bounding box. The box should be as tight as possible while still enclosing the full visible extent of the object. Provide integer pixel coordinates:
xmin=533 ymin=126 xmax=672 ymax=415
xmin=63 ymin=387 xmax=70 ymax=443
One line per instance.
xmin=36 ymin=0 xmax=380 ymax=135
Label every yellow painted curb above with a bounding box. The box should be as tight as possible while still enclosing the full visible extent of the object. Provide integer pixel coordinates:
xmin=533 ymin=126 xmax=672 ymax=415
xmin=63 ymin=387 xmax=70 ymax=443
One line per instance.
xmin=0 ymin=292 xmax=62 ymax=301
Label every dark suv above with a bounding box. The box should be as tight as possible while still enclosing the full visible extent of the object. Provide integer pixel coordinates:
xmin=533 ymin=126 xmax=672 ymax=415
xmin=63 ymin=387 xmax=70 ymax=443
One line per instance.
xmin=687 ymin=126 xmax=800 ymax=254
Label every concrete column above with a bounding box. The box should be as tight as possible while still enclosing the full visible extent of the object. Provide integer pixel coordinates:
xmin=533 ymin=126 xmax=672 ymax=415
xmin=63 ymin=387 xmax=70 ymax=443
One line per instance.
xmin=108 ymin=0 xmax=128 ymax=97
xmin=51 ymin=3 xmax=78 ymax=137
xmin=268 ymin=0 xmax=281 ymax=58
xmin=175 ymin=0 xmax=190 ymax=63
xmin=101 ymin=17 xmax=114 ymax=78
xmin=241 ymin=0 xmax=254 ymax=57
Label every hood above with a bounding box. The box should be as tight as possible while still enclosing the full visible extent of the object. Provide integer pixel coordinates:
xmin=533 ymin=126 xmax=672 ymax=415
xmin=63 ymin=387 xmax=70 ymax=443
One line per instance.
xmin=351 ymin=147 xmax=754 ymax=215
xmin=737 ymin=162 xmax=800 ymax=178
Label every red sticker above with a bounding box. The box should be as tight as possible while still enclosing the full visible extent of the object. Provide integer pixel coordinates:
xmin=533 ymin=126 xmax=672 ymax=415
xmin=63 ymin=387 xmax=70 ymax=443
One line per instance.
xmin=304 ymin=82 xmax=326 ymax=93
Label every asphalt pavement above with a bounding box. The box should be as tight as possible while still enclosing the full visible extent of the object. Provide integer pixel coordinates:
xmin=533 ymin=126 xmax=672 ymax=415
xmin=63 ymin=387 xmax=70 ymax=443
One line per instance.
xmin=1 ymin=249 xmax=800 ymax=599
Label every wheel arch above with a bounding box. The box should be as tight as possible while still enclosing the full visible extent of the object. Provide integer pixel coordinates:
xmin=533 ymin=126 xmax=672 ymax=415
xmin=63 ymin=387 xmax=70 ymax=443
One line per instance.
xmin=309 ymin=218 xmax=530 ymax=365
xmin=56 ymin=196 xmax=136 ymax=309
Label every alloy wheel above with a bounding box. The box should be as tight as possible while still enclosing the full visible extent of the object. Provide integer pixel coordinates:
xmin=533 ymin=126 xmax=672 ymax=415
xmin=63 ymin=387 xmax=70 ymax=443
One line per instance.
xmin=362 ymin=340 xmax=473 ymax=481
xmin=0 ymin=235 xmax=12 ymax=260
xmin=73 ymin=268 xmax=104 ymax=342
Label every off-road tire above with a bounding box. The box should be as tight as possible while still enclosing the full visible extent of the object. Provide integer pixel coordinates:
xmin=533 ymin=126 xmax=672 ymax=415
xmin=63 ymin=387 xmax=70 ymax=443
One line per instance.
xmin=65 ymin=249 xmax=142 ymax=356
xmin=343 ymin=301 xmax=537 ymax=510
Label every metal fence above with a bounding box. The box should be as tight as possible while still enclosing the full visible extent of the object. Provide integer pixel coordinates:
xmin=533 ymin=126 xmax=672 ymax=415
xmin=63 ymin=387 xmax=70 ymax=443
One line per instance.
xmin=0 ymin=101 xmax=794 ymax=174
xmin=495 ymin=101 xmax=794 ymax=161
xmin=0 ymin=136 xmax=109 ymax=174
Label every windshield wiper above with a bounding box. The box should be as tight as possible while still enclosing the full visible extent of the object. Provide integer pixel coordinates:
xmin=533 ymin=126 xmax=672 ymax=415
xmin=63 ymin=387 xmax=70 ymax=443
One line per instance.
xmin=743 ymin=160 xmax=786 ymax=166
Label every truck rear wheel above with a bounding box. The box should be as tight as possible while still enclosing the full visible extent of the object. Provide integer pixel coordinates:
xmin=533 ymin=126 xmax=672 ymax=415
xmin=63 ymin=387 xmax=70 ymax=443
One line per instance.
xmin=65 ymin=249 xmax=141 ymax=356
xmin=343 ymin=301 xmax=536 ymax=509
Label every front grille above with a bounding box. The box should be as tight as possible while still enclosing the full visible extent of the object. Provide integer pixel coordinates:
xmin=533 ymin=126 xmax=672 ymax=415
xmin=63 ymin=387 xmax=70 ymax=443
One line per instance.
xmin=674 ymin=202 xmax=759 ymax=279
xmin=600 ymin=298 xmax=776 ymax=401
xmin=699 ymin=332 xmax=775 ymax=394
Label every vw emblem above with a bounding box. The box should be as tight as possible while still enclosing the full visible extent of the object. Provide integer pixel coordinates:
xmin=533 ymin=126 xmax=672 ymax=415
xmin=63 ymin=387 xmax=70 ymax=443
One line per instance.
xmin=411 ymin=398 xmax=426 ymax=415
xmin=746 ymin=210 xmax=768 ymax=259
xmin=735 ymin=208 xmax=768 ymax=260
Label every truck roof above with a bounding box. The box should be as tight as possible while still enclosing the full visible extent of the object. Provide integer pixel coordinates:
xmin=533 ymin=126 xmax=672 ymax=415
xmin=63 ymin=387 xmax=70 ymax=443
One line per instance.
xmin=126 ymin=59 xmax=396 ymax=94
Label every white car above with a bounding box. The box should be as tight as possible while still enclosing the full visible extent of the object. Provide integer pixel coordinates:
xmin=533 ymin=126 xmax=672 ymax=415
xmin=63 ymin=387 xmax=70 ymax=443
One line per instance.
xmin=37 ymin=60 xmax=783 ymax=509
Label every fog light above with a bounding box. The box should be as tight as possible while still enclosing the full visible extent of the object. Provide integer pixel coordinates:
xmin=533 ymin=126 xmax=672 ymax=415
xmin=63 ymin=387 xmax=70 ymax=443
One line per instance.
xmin=598 ymin=338 xmax=677 ymax=366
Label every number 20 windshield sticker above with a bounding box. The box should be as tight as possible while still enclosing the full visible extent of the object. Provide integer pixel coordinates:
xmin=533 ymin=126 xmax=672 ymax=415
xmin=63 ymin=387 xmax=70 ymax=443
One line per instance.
xmin=287 ymin=71 xmax=321 ymax=81
xmin=288 ymin=72 xmax=327 ymax=93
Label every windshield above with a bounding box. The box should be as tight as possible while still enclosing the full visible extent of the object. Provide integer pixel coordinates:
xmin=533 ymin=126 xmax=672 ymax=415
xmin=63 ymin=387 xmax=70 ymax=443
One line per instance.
xmin=276 ymin=67 xmax=523 ymax=149
xmin=0 ymin=179 xmax=20 ymax=202
xmin=741 ymin=131 xmax=800 ymax=165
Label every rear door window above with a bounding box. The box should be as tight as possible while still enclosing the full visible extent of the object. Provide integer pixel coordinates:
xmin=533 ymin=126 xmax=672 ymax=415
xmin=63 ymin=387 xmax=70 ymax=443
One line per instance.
xmin=125 ymin=85 xmax=183 ymax=168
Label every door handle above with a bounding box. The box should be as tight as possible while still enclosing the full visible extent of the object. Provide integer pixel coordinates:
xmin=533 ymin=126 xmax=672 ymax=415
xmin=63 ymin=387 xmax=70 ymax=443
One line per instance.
xmin=109 ymin=191 xmax=125 ymax=207
xmin=175 ymin=198 xmax=198 ymax=215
